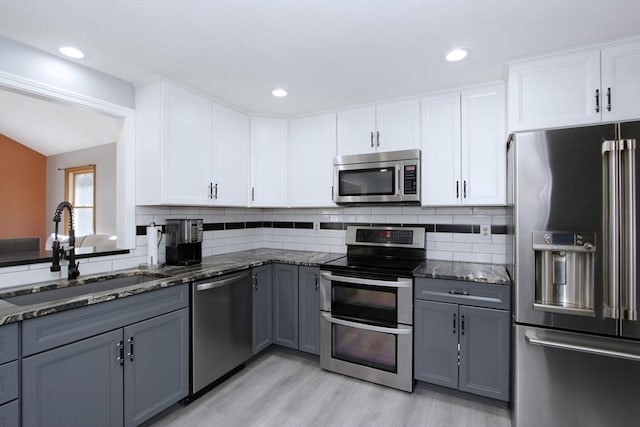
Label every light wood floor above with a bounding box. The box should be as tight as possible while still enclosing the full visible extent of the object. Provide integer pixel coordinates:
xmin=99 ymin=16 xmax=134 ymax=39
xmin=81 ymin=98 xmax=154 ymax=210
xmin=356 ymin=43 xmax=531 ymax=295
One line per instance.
xmin=150 ymin=348 xmax=512 ymax=427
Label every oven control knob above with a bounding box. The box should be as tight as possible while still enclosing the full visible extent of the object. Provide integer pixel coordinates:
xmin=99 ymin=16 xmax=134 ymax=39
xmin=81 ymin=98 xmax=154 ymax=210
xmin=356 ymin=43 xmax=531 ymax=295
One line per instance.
xmin=583 ymin=242 xmax=594 ymax=251
xmin=544 ymin=233 xmax=551 ymax=244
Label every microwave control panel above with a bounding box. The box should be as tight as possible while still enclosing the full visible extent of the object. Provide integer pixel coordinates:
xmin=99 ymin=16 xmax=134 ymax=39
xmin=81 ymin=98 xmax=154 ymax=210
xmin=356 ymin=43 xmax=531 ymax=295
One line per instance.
xmin=404 ymin=165 xmax=417 ymax=195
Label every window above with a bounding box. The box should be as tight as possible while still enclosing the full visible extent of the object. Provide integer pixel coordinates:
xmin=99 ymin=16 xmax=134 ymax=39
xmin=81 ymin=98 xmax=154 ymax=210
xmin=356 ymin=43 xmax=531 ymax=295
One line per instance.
xmin=65 ymin=165 xmax=95 ymax=236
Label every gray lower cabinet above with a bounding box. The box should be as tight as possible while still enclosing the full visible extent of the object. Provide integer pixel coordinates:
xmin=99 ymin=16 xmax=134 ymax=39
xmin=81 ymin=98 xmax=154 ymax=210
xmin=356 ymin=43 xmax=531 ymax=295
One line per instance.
xmin=0 ymin=323 xmax=20 ymax=427
xmin=414 ymin=278 xmax=511 ymax=402
xmin=123 ymin=309 xmax=189 ymax=427
xmin=272 ymin=264 xmax=299 ymax=349
xmin=458 ymin=305 xmax=510 ymax=400
xmin=414 ymin=300 xmax=459 ymax=389
xmin=253 ymin=264 xmax=321 ymax=355
xmin=298 ymin=266 xmax=320 ymax=355
xmin=22 ymin=329 xmax=124 ymax=427
xmin=252 ymin=265 xmax=273 ymax=354
xmin=21 ymin=285 xmax=189 ymax=427
xmin=0 ymin=399 xmax=20 ymax=427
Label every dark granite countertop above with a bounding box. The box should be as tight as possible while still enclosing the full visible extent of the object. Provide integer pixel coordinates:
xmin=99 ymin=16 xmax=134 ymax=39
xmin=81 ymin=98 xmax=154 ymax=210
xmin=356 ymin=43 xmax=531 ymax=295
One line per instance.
xmin=414 ymin=259 xmax=511 ymax=285
xmin=0 ymin=246 xmax=130 ymax=268
xmin=0 ymin=249 xmax=343 ymax=325
xmin=0 ymin=249 xmax=512 ymax=325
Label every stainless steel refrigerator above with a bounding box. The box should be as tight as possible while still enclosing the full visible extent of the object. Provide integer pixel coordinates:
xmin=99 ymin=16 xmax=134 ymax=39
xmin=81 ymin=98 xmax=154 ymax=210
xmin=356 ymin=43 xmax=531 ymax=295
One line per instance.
xmin=508 ymin=122 xmax=640 ymax=427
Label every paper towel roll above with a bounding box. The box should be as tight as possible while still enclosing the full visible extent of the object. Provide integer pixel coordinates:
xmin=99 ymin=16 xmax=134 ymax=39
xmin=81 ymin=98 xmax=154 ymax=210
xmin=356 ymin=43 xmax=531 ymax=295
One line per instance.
xmin=146 ymin=223 xmax=161 ymax=266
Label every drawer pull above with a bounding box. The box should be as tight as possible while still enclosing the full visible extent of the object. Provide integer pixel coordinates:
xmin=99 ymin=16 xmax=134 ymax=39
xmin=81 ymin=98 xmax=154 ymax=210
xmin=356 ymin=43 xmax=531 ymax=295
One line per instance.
xmin=449 ymin=289 xmax=470 ymax=296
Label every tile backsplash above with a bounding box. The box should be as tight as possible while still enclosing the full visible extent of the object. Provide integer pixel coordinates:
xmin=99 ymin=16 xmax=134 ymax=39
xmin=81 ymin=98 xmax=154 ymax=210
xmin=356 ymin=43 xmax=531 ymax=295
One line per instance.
xmin=0 ymin=205 xmax=509 ymax=288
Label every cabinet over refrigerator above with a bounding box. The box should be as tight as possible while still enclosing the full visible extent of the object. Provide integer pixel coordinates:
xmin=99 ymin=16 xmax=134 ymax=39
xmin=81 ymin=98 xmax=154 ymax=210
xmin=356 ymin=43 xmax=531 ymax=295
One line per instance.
xmin=508 ymin=121 xmax=640 ymax=427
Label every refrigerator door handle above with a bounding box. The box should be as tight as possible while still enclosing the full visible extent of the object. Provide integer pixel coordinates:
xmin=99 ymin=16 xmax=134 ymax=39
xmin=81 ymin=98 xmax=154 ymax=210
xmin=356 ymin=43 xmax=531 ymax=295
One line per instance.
xmin=622 ymin=139 xmax=637 ymax=321
xmin=525 ymin=330 xmax=640 ymax=362
xmin=602 ymin=140 xmax=621 ymax=319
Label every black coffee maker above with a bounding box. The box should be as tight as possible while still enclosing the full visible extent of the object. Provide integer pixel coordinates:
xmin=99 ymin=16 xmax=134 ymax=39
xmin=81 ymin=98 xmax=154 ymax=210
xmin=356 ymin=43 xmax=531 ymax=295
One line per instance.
xmin=165 ymin=219 xmax=203 ymax=265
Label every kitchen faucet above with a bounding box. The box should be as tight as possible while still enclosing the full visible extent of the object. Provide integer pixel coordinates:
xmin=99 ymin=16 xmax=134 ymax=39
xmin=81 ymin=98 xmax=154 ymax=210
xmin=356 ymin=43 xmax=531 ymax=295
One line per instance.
xmin=50 ymin=201 xmax=80 ymax=280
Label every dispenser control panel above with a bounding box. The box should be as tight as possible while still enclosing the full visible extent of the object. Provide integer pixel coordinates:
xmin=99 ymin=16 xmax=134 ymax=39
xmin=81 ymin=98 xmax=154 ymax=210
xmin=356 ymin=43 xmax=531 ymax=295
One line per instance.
xmin=532 ymin=231 xmax=596 ymax=252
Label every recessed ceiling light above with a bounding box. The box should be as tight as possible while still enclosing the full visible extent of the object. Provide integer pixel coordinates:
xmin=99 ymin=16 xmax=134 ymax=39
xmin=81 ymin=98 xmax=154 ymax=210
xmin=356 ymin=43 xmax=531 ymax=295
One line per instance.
xmin=272 ymin=88 xmax=288 ymax=97
xmin=59 ymin=46 xmax=85 ymax=59
xmin=445 ymin=48 xmax=468 ymax=62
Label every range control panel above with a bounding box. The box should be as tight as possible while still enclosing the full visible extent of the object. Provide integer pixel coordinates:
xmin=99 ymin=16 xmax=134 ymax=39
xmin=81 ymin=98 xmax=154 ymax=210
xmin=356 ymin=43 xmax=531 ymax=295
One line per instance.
xmin=356 ymin=228 xmax=414 ymax=245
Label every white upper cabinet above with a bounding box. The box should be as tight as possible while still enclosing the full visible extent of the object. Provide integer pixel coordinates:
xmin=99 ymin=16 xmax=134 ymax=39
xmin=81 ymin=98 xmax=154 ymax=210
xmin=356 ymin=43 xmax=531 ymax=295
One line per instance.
xmin=375 ymin=99 xmax=421 ymax=152
xmin=211 ymin=104 xmax=250 ymax=206
xmin=421 ymin=83 xmax=506 ymax=206
xmin=421 ymin=92 xmax=461 ymax=205
xmin=601 ymin=42 xmax=640 ymax=123
xmin=508 ymin=40 xmax=640 ymax=131
xmin=288 ymin=113 xmax=337 ymax=207
xmin=507 ymin=50 xmax=600 ymax=131
xmin=136 ymin=81 xmax=212 ymax=205
xmin=461 ymin=84 xmax=507 ymax=205
xmin=337 ymin=99 xmax=420 ymax=155
xmin=250 ymin=117 xmax=288 ymax=207
xmin=336 ymin=106 xmax=376 ymax=156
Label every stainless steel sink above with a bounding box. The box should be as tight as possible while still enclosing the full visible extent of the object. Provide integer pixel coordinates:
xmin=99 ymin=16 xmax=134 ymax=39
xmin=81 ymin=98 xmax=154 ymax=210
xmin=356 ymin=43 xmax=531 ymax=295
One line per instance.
xmin=1 ymin=272 xmax=169 ymax=306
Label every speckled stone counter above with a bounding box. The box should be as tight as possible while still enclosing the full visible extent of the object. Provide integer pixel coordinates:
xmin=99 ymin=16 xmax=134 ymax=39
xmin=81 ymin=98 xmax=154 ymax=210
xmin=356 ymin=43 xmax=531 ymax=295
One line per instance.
xmin=0 ymin=248 xmax=343 ymax=325
xmin=413 ymin=259 xmax=511 ymax=285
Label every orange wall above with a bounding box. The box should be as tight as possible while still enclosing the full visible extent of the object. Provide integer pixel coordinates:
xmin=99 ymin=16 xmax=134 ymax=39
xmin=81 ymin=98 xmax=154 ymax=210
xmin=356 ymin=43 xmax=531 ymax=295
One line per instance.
xmin=0 ymin=133 xmax=47 ymax=245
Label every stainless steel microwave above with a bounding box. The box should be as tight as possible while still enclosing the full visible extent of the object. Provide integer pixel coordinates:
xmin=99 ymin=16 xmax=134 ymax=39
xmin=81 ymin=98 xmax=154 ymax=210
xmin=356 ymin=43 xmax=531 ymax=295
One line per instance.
xmin=333 ymin=149 xmax=421 ymax=205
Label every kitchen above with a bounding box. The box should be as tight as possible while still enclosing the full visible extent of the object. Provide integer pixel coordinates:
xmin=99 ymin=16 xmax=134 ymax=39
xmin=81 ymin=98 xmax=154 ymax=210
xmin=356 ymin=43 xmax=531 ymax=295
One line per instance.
xmin=0 ymin=1 xmax=639 ymax=426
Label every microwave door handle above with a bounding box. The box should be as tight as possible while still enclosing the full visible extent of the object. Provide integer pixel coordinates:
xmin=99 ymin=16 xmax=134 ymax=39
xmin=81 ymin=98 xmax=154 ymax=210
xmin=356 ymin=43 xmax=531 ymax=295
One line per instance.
xmin=321 ymin=313 xmax=412 ymax=335
xmin=320 ymin=272 xmax=412 ymax=288
xmin=396 ymin=166 xmax=401 ymax=196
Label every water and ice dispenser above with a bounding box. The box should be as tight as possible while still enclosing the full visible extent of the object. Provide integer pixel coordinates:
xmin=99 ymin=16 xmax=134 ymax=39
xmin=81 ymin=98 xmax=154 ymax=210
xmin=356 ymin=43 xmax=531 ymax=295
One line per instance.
xmin=533 ymin=231 xmax=596 ymax=317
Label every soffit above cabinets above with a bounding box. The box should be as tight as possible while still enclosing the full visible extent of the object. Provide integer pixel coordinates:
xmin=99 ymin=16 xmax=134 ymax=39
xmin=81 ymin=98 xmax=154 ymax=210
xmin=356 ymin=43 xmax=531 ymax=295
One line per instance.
xmin=0 ymin=1 xmax=639 ymax=116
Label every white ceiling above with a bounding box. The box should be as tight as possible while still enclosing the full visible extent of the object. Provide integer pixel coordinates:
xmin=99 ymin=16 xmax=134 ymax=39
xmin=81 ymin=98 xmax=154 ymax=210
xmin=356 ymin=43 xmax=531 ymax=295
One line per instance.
xmin=0 ymin=88 xmax=121 ymax=156
xmin=0 ymin=1 xmax=639 ymax=116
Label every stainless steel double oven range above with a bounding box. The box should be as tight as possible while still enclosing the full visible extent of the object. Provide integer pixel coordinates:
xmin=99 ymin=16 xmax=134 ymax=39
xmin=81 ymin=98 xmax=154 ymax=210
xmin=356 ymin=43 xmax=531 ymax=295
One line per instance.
xmin=319 ymin=225 xmax=426 ymax=392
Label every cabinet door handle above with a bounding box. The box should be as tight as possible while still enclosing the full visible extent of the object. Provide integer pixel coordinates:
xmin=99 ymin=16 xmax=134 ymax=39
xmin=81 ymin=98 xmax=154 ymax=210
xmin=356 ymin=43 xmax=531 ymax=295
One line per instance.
xmin=376 ymin=131 xmax=380 ymax=147
xmin=453 ymin=313 xmax=457 ymax=334
xmin=607 ymin=87 xmax=612 ymax=112
xmin=461 ymin=315 xmax=465 ymax=335
xmin=315 ymin=274 xmax=319 ymax=291
xmin=117 ymin=340 xmax=124 ymax=366
xmin=214 ymin=183 xmax=218 ymax=199
xmin=127 ymin=337 xmax=134 ymax=361
xmin=463 ymin=180 xmax=467 ymax=198
xmin=449 ymin=289 xmax=470 ymax=296
xmin=252 ymin=274 xmax=258 ymax=290
xmin=370 ymin=131 xmax=374 ymax=148
xmin=595 ymin=89 xmax=600 ymax=113
xmin=456 ymin=181 xmax=460 ymax=199
xmin=251 ymin=187 xmax=255 ymax=202
xmin=208 ymin=182 xmax=213 ymax=199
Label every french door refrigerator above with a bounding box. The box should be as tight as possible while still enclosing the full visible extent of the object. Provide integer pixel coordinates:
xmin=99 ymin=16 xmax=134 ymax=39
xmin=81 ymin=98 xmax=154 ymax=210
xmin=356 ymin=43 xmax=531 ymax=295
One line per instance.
xmin=509 ymin=121 xmax=640 ymax=427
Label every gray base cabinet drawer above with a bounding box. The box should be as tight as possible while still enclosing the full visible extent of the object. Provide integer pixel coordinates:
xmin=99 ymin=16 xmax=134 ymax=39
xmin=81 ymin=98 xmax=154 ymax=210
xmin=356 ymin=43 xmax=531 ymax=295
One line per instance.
xmin=0 ymin=362 xmax=18 ymax=406
xmin=0 ymin=399 xmax=19 ymax=427
xmin=22 ymin=285 xmax=188 ymax=356
xmin=415 ymin=278 xmax=510 ymax=310
xmin=0 ymin=324 xmax=18 ymax=365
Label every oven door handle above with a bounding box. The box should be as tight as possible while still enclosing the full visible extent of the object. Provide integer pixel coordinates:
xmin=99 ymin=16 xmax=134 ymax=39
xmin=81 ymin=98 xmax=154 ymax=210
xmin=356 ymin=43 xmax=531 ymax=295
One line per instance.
xmin=321 ymin=312 xmax=412 ymax=335
xmin=320 ymin=272 xmax=412 ymax=288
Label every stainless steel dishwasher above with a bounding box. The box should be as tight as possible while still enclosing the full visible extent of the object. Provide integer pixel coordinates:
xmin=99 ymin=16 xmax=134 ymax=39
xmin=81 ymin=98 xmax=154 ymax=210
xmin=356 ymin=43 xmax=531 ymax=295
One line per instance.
xmin=190 ymin=270 xmax=252 ymax=396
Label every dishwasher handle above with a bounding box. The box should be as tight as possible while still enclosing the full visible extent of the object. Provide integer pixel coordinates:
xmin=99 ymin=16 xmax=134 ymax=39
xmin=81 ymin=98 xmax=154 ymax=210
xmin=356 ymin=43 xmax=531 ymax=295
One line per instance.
xmin=195 ymin=271 xmax=252 ymax=292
